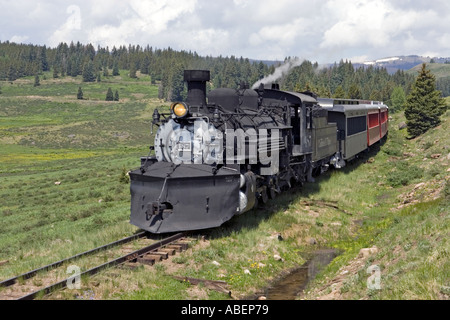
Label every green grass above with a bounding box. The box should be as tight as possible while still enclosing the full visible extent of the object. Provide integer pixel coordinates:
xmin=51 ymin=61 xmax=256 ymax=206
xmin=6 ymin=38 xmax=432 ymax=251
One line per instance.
xmin=1 ymin=70 xmax=157 ymax=99
xmin=0 ymin=75 xmax=161 ymax=280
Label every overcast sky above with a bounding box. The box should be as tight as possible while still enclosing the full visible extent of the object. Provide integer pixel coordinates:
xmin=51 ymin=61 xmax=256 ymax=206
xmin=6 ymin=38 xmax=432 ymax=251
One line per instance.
xmin=1 ymin=0 xmax=449 ymax=63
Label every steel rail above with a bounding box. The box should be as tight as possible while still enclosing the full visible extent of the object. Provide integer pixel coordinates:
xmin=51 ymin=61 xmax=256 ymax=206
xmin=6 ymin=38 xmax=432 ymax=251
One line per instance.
xmin=0 ymin=231 xmax=148 ymax=288
xmin=17 ymin=232 xmax=186 ymax=300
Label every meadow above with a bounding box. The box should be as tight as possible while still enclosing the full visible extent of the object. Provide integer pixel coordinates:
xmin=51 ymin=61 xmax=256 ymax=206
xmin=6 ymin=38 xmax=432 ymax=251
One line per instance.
xmin=0 ymin=72 xmax=448 ymax=300
xmin=0 ymin=71 xmax=163 ymax=277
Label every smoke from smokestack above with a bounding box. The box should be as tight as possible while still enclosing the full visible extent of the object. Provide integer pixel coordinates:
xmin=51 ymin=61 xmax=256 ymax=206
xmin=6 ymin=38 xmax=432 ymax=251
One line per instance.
xmin=252 ymin=57 xmax=303 ymax=89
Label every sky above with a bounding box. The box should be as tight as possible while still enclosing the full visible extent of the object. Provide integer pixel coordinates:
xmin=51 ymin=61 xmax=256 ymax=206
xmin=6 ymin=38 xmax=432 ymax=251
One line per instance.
xmin=1 ymin=0 xmax=449 ymax=64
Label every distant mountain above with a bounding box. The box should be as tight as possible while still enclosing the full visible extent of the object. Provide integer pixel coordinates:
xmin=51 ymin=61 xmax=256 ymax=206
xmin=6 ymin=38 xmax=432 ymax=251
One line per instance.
xmin=353 ymin=55 xmax=450 ymax=74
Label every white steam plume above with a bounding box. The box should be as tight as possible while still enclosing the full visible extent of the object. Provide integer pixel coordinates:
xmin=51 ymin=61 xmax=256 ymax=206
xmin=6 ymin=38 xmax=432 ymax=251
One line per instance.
xmin=252 ymin=57 xmax=303 ymax=89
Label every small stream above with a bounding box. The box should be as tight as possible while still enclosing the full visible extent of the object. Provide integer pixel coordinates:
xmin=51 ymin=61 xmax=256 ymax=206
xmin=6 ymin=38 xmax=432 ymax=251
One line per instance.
xmin=265 ymin=249 xmax=338 ymax=300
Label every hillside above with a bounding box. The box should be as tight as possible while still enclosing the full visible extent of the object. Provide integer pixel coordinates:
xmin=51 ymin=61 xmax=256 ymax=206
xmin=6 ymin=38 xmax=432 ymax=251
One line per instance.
xmin=407 ymin=63 xmax=450 ymax=97
xmin=408 ymin=62 xmax=450 ymax=78
xmin=303 ymin=109 xmax=449 ymax=300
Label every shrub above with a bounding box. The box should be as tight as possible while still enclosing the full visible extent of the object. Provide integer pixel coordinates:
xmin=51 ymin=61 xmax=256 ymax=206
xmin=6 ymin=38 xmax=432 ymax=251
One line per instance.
xmin=444 ymin=180 xmax=450 ymax=199
xmin=77 ymin=87 xmax=83 ymax=100
xmin=383 ymin=145 xmax=403 ymax=157
xmin=387 ymin=162 xmax=423 ymax=187
xmin=119 ymin=166 xmax=130 ymax=184
xmin=105 ymin=88 xmax=114 ymax=101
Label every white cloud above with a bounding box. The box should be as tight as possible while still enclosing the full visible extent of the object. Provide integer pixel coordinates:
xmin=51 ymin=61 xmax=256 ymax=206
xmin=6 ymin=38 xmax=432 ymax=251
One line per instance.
xmin=84 ymin=0 xmax=197 ymax=47
xmin=48 ymin=5 xmax=82 ymax=46
xmin=189 ymin=28 xmax=230 ymax=54
xmin=233 ymin=0 xmax=248 ymax=7
xmin=129 ymin=0 xmax=197 ymax=34
xmin=10 ymin=35 xmax=29 ymax=43
xmin=320 ymin=1 xmax=392 ymax=48
xmin=0 ymin=0 xmax=449 ymax=63
xmin=250 ymin=18 xmax=310 ymax=47
xmin=437 ymin=33 xmax=450 ymax=50
xmin=319 ymin=0 xmax=450 ymax=61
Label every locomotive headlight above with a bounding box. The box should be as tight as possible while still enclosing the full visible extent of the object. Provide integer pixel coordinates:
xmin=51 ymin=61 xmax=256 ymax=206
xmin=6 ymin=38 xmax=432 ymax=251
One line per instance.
xmin=171 ymin=102 xmax=188 ymax=118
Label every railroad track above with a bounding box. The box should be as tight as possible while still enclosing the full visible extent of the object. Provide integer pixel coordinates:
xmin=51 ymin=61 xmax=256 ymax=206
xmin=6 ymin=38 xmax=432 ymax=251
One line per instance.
xmin=0 ymin=232 xmax=189 ymax=300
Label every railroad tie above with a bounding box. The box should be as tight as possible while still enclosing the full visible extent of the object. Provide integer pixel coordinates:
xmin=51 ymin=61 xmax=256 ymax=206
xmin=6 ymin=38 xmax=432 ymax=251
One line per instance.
xmin=166 ymin=244 xmax=184 ymax=252
xmin=137 ymin=252 xmax=163 ymax=266
xmin=167 ymin=242 xmax=189 ymax=252
xmin=176 ymin=240 xmax=191 ymax=248
xmin=136 ymin=257 xmax=154 ymax=266
xmin=159 ymin=248 xmax=176 ymax=256
xmin=151 ymin=251 xmax=169 ymax=259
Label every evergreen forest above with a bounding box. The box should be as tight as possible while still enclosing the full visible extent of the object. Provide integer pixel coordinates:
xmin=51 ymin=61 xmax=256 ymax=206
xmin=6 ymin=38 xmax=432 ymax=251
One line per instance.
xmin=0 ymin=40 xmax=425 ymax=108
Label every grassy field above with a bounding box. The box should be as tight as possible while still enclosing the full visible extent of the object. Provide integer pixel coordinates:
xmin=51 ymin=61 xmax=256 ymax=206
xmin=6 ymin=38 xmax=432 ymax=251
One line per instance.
xmin=0 ymin=71 xmax=163 ymax=278
xmin=0 ymin=72 xmax=448 ymax=300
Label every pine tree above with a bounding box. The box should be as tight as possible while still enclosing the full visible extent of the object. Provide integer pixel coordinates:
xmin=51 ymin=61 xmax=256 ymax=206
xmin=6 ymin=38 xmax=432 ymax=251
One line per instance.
xmin=405 ymin=63 xmax=446 ymax=137
xmin=114 ymin=90 xmax=119 ymax=101
xmin=34 ymin=74 xmax=40 ymax=87
xmin=369 ymin=90 xmax=382 ymax=101
xmin=141 ymin=55 xmax=150 ymax=74
xmin=82 ymin=61 xmax=96 ymax=82
xmin=333 ymin=85 xmax=346 ymax=98
xmin=39 ymin=46 xmax=49 ymax=72
xmin=158 ymin=83 xmax=164 ymax=100
xmin=66 ymin=60 xmax=73 ymax=78
xmin=8 ymin=65 xmax=16 ymax=81
xmin=106 ymin=87 xmax=114 ymax=101
xmin=129 ymin=61 xmax=137 ymax=79
xmin=77 ymin=87 xmax=83 ymax=100
xmin=69 ymin=57 xmax=80 ymax=77
xmin=347 ymin=83 xmax=362 ymax=99
xmin=112 ymin=62 xmax=120 ymax=76
xmin=53 ymin=67 xmax=59 ymax=79
xmin=390 ymin=86 xmax=406 ymax=113
xmin=170 ymin=63 xmax=185 ymax=101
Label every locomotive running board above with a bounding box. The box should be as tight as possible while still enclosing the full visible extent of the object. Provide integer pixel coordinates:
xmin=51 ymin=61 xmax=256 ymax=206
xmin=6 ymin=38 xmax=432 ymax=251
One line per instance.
xmin=129 ymin=162 xmax=240 ymax=233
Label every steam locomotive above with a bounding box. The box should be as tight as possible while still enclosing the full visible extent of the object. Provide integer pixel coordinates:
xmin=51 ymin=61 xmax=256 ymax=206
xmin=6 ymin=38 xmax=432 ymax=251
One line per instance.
xmin=129 ymin=70 xmax=388 ymax=233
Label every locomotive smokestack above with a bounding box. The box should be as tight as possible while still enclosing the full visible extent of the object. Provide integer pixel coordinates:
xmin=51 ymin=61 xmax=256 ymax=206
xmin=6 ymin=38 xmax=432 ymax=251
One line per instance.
xmin=184 ymin=70 xmax=210 ymax=107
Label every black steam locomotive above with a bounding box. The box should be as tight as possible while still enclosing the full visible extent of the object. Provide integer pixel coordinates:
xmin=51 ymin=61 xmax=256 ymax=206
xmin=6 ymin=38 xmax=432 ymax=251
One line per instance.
xmin=129 ymin=70 xmax=388 ymax=233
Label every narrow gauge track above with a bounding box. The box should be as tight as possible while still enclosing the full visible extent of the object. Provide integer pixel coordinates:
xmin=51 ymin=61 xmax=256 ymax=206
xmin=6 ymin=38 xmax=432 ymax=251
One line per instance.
xmin=0 ymin=232 xmax=188 ymax=300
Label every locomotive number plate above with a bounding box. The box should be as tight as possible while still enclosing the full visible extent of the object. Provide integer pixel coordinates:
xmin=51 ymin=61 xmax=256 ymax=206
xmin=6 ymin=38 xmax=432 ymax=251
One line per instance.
xmin=179 ymin=142 xmax=191 ymax=151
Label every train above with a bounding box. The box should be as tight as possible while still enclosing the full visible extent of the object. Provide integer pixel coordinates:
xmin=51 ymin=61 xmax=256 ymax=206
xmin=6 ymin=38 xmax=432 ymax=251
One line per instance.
xmin=129 ymin=70 xmax=388 ymax=233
